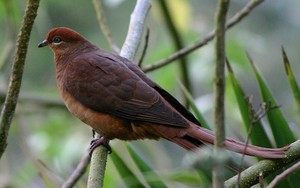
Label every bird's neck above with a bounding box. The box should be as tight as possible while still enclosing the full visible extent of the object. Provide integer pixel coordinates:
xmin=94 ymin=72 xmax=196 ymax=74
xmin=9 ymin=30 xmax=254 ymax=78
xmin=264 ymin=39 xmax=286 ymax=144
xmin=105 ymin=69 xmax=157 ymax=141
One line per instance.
xmin=54 ymin=41 xmax=96 ymax=61
xmin=54 ymin=42 xmax=98 ymax=89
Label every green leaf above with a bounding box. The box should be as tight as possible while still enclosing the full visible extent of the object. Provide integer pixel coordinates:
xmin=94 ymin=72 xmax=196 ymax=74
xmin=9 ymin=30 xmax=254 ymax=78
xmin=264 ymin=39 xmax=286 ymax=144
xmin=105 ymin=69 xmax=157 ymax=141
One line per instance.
xmin=246 ymin=52 xmax=295 ymax=147
xmin=280 ymin=47 xmax=300 ymax=187
xmin=281 ymin=47 xmax=300 ymax=113
xmin=110 ymin=150 xmax=145 ymax=188
xmin=126 ymin=144 xmax=168 ymax=188
xmin=178 ymin=80 xmax=211 ymax=130
xmin=226 ymin=59 xmax=272 ymax=148
xmin=167 ymin=170 xmax=204 ymax=186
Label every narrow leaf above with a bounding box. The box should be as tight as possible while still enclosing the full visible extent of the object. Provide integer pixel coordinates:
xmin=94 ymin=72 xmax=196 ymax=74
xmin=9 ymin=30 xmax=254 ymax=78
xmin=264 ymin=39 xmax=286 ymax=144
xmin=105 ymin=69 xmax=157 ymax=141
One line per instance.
xmin=178 ymin=80 xmax=211 ymax=129
xmin=280 ymin=47 xmax=300 ymax=187
xmin=126 ymin=144 xmax=168 ymax=188
xmin=246 ymin=52 xmax=295 ymax=147
xmin=110 ymin=151 xmax=145 ymax=188
xmin=281 ymin=46 xmax=300 ymax=112
xmin=167 ymin=170 xmax=203 ymax=186
xmin=226 ymin=59 xmax=272 ymax=148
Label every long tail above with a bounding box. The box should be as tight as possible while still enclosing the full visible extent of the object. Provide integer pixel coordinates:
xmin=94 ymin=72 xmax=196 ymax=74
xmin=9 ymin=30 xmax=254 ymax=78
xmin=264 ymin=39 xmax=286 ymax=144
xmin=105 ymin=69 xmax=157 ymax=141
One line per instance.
xmin=173 ymin=124 xmax=290 ymax=159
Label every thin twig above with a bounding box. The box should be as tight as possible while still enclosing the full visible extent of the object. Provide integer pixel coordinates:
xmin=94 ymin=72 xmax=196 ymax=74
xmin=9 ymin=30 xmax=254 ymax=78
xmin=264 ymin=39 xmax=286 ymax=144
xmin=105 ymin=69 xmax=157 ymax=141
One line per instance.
xmin=237 ymin=98 xmax=271 ymax=187
xmin=62 ymin=150 xmax=91 ymax=188
xmin=213 ymin=0 xmax=230 ymax=188
xmin=138 ymin=27 xmax=150 ymax=67
xmin=237 ymin=125 xmax=253 ymax=188
xmin=259 ymin=172 xmax=264 ymax=188
xmin=0 ymin=90 xmax=65 ymax=109
xmin=18 ymin=113 xmax=61 ymax=187
xmin=0 ymin=0 xmax=40 ymax=159
xmin=142 ymin=0 xmax=264 ymax=73
xmin=267 ymin=161 xmax=300 ymax=188
xmin=93 ymin=0 xmax=120 ymax=53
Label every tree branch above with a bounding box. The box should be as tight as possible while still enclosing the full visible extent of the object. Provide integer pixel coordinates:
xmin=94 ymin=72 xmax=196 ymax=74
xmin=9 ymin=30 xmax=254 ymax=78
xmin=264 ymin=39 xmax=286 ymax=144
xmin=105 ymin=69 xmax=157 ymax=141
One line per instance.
xmin=120 ymin=0 xmax=152 ymax=61
xmin=87 ymin=134 xmax=109 ymax=188
xmin=225 ymin=140 xmax=300 ymax=188
xmin=93 ymin=0 xmax=120 ymax=53
xmin=87 ymin=0 xmax=152 ymax=187
xmin=62 ymin=151 xmax=91 ymax=188
xmin=0 ymin=0 xmax=40 ymax=159
xmin=142 ymin=0 xmax=264 ymax=73
xmin=0 ymin=90 xmax=65 ymax=109
xmin=267 ymin=161 xmax=300 ymax=188
xmin=137 ymin=28 xmax=150 ymax=67
xmin=213 ymin=0 xmax=230 ymax=187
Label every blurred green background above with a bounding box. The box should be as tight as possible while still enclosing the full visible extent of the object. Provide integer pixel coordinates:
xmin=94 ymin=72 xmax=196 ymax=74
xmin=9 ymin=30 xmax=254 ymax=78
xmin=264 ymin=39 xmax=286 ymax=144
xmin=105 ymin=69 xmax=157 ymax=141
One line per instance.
xmin=1 ymin=0 xmax=300 ymax=187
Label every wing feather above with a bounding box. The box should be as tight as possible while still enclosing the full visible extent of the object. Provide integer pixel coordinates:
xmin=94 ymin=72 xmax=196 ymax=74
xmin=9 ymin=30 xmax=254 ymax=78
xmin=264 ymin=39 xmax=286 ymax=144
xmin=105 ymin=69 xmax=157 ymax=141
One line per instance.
xmin=63 ymin=51 xmax=189 ymax=128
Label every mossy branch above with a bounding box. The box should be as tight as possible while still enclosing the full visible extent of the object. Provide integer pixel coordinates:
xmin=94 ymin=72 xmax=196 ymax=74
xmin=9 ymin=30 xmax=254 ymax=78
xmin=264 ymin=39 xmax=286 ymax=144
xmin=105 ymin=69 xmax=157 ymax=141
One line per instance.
xmin=143 ymin=0 xmax=264 ymax=73
xmin=213 ymin=0 xmax=230 ymax=187
xmin=87 ymin=134 xmax=109 ymax=188
xmin=225 ymin=140 xmax=300 ymax=188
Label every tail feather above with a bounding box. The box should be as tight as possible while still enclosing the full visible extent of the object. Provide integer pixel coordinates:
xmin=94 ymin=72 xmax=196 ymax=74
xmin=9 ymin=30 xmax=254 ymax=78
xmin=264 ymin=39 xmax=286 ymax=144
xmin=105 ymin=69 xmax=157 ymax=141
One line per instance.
xmin=172 ymin=137 xmax=199 ymax=150
xmin=185 ymin=125 xmax=290 ymax=159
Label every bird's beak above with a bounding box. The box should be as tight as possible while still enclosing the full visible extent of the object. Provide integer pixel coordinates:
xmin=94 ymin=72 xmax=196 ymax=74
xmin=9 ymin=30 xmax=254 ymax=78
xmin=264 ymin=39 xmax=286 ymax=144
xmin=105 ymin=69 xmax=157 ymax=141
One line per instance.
xmin=38 ymin=40 xmax=49 ymax=48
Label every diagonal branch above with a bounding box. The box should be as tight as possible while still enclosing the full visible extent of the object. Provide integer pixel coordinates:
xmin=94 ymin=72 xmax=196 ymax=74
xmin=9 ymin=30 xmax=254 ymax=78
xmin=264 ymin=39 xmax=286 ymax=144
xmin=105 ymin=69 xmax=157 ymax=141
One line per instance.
xmin=62 ymin=150 xmax=91 ymax=188
xmin=267 ymin=161 xmax=300 ymax=188
xmin=93 ymin=0 xmax=120 ymax=53
xmin=120 ymin=0 xmax=152 ymax=61
xmin=137 ymin=28 xmax=150 ymax=67
xmin=225 ymin=140 xmax=300 ymax=188
xmin=0 ymin=0 xmax=40 ymax=159
xmin=143 ymin=0 xmax=264 ymax=73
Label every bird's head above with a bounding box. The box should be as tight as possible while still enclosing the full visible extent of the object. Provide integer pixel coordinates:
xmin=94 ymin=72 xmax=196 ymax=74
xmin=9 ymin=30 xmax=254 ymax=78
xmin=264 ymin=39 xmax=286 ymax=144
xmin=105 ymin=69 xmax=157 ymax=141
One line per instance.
xmin=38 ymin=27 xmax=89 ymax=56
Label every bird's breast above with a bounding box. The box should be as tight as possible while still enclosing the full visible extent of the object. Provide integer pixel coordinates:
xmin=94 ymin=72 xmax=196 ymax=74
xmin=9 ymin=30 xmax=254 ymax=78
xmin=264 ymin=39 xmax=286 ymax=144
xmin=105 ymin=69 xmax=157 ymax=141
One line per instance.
xmin=57 ymin=81 xmax=135 ymax=139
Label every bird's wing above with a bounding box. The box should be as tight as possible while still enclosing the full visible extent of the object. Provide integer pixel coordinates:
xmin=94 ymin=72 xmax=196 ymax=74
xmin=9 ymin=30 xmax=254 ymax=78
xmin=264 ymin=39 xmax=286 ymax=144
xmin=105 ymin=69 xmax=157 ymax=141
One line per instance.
xmin=63 ymin=52 xmax=189 ymax=128
xmin=118 ymin=55 xmax=201 ymax=126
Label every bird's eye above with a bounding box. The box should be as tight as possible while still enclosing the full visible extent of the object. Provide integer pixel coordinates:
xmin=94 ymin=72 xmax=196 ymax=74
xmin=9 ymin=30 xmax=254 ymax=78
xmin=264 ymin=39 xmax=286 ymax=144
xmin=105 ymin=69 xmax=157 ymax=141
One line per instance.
xmin=53 ymin=37 xmax=62 ymax=43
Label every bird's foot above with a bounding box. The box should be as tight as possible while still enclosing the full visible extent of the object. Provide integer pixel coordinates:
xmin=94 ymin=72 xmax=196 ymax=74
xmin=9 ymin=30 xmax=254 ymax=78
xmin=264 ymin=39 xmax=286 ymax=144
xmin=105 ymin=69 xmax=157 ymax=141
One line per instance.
xmin=89 ymin=136 xmax=112 ymax=155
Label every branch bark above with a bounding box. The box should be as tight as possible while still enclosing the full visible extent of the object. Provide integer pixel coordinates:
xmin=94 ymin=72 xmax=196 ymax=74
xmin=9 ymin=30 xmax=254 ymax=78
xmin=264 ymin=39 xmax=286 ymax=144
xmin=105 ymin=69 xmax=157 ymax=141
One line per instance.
xmin=213 ymin=0 xmax=230 ymax=187
xmin=0 ymin=0 xmax=40 ymax=159
xmin=87 ymin=134 xmax=109 ymax=188
xmin=120 ymin=0 xmax=152 ymax=61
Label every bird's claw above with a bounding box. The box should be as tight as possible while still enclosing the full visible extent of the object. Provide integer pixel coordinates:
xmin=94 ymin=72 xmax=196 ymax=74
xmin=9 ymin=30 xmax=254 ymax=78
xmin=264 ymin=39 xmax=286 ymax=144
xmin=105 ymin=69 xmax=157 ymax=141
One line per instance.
xmin=89 ymin=136 xmax=112 ymax=155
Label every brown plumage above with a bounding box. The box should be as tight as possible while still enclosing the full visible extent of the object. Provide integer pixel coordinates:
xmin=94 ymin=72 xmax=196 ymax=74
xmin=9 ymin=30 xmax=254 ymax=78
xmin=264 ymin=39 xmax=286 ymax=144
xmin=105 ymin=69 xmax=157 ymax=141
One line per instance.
xmin=38 ymin=27 xmax=289 ymax=158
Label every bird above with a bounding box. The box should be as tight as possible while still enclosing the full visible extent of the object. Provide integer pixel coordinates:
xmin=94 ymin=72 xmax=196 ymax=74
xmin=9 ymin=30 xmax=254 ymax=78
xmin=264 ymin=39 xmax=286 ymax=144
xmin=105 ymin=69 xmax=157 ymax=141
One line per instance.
xmin=38 ymin=27 xmax=289 ymax=158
